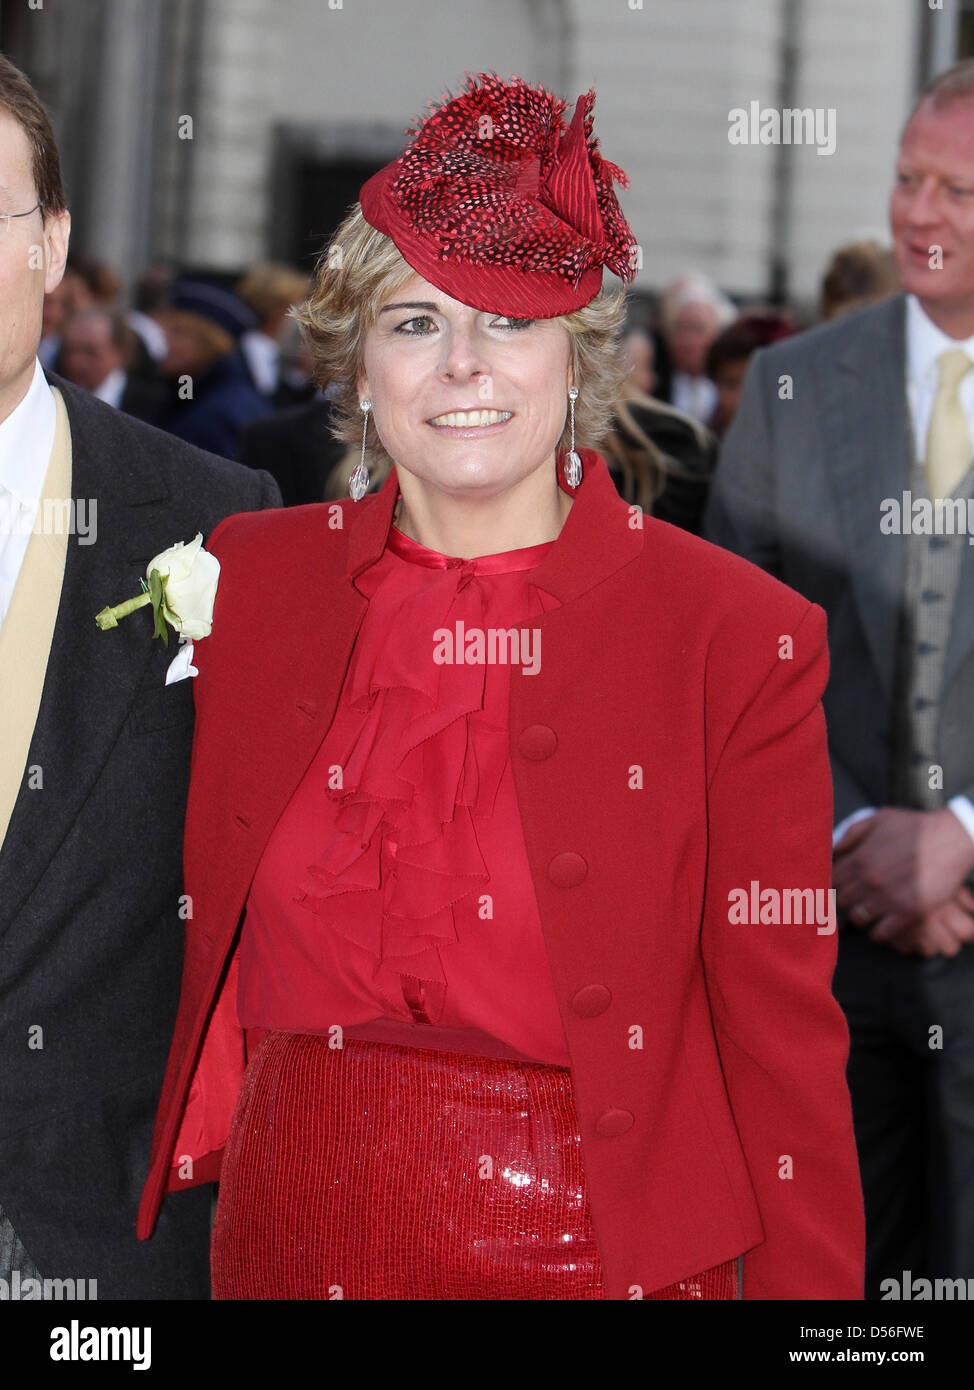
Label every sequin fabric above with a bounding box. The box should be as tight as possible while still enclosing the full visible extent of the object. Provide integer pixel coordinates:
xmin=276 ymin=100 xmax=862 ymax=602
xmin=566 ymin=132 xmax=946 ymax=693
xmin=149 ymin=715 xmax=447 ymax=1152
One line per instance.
xmin=210 ymin=1032 xmax=737 ymax=1301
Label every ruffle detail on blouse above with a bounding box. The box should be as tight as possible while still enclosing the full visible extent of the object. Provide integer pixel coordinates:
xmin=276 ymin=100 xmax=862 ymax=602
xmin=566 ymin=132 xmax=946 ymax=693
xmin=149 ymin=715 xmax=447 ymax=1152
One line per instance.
xmin=294 ymin=546 xmax=538 ymax=991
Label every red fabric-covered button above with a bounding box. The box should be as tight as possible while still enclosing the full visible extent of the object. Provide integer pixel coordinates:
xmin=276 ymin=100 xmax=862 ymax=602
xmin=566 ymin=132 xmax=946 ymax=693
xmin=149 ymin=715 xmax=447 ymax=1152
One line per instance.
xmin=571 ymin=984 xmax=612 ymax=1017
xmin=517 ymin=724 xmax=558 ymax=760
xmin=595 ymin=1108 xmax=634 ymax=1137
xmin=547 ymin=852 xmax=588 ymax=887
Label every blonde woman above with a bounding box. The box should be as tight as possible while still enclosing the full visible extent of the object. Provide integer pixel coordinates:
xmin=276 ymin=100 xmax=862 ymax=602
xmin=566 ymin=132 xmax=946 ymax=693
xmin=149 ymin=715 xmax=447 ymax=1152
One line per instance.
xmin=140 ymin=74 xmax=863 ymax=1301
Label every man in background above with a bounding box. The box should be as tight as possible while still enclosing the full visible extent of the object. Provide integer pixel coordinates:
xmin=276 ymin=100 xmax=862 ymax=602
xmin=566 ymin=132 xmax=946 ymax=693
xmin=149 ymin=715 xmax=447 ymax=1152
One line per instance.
xmin=57 ymin=306 xmax=167 ymax=424
xmin=658 ymin=273 xmax=737 ymax=423
xmin=705 ymin=61 xmax=974 ymax=1296
xmin=0 ymin=53 xmax=279 ymax=1297
xmin=236 ymin=261 xmax=310 ymax=402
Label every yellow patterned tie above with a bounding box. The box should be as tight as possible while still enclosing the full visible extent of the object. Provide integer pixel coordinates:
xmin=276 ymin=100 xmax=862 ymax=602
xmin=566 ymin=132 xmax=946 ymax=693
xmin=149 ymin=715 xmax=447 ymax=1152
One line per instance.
xmin=925 ymin=348 xmax=974 ymax=499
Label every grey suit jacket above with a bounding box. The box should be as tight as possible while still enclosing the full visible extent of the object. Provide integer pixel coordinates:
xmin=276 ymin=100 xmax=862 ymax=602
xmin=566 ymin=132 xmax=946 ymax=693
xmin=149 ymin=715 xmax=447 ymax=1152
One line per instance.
xmin=0 ymin=372 xmax=280 ymax=1297
xmin=703 ymin=293 xmax=974 ymax=825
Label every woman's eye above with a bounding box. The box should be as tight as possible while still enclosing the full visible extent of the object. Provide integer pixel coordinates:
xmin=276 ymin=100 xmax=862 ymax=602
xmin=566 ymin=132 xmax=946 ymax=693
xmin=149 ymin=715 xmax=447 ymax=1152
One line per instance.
xmin=394 ymin=315 xmax=437 ymax=335
xmin=392 ymin=314 xmax=534 ymax=335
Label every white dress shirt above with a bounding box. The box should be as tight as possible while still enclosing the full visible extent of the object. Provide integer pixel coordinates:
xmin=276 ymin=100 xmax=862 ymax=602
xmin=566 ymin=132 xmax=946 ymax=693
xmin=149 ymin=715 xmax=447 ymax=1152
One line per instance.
xmin=127 ymin=310 xmax=168 ymax=363
xmin=93 ymin=368 xmax=127 ymax=409
xmin=834 ymin=296 xmax=974 ymax=848
xmin=240 ymin=330 xmax=280 ymax=396
xmin=670 ymin=371 xmax=717 ymax=424
xmin=0 ymin=357 xmax=57 ymax=630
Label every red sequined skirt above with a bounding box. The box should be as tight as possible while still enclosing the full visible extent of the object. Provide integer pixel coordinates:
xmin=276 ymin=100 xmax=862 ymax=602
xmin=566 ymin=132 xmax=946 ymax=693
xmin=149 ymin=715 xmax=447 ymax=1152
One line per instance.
xmin=210 ymin=1030 xmax=737 ymax=1300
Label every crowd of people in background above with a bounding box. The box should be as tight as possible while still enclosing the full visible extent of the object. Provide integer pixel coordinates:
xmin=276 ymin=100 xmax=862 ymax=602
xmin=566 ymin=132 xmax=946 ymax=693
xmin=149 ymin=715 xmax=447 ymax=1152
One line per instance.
xmin=7 ymin=22 xmax=974 ymax=1303
xmin=44 ymin=238 xmax=902 ymax=534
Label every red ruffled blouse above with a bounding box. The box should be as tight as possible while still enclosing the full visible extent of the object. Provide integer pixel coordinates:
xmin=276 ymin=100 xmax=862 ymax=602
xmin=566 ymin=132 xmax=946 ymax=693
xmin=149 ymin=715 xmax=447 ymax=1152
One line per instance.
xmin=236 ymin=520 xmax=573 ymax=1067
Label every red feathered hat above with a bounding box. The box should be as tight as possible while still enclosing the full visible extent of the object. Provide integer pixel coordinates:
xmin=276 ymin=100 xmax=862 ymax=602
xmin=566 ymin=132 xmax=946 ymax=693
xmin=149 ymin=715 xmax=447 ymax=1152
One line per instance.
xmin=359 ymin=72 xmax=639 ymax=318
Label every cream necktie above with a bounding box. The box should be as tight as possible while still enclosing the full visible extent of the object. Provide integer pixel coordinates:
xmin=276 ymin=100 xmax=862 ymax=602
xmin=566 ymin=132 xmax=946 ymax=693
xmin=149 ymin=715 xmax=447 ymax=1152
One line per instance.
xmin=0 ymin=482 xmax=30 ymax=629
xmin=925 ymin=348 xmax=974 ymax=499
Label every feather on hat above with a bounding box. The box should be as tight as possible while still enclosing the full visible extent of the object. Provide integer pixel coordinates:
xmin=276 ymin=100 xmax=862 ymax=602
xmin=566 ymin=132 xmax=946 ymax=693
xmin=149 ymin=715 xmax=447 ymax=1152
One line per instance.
xmin=359 ymin=71 xmax=639 ymax=317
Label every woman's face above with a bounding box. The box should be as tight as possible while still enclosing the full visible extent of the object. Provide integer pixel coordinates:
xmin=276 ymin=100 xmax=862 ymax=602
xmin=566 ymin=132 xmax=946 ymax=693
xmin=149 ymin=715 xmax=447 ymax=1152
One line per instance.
xmin=357 ymin=271 xmax=573 ymax=501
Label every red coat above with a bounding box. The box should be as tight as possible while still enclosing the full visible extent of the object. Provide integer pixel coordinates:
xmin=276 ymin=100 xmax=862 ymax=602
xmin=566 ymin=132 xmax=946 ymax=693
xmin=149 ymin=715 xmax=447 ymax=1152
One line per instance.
xmin=137 ymin=451 xmax=864 ymax=1299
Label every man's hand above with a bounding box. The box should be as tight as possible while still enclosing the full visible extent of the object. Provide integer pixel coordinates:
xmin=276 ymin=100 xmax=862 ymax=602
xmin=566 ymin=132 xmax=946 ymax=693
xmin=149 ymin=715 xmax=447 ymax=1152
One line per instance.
xmin=867 ymin=887 xmax=974 ymax=957
xmin=833 ymin=807 xmax=974 ymax=923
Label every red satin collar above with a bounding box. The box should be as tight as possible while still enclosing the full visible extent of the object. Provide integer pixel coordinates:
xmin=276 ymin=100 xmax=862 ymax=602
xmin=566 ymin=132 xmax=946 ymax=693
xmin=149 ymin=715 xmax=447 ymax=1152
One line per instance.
xmin=387 ymin=523 xmax=556 ymax=575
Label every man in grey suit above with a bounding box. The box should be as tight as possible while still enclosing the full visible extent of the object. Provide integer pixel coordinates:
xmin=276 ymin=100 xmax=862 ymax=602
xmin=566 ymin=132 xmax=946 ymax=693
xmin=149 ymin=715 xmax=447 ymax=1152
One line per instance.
xmin=0 ymin=56 xmax=280 ymax=1296
xmin=705 ymin=61 xmax=974 ymax=1298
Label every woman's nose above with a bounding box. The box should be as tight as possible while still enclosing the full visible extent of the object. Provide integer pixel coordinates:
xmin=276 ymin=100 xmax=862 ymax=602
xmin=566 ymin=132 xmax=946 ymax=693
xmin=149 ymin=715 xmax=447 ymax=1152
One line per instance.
xmin=438 ymin=323 xmax=490 ymax=381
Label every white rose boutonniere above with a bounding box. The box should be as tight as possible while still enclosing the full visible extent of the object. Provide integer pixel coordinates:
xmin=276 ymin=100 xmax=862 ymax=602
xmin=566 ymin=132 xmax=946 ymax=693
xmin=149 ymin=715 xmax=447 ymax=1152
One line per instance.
xmin=95 ymin=534 xmax=220 ymax=681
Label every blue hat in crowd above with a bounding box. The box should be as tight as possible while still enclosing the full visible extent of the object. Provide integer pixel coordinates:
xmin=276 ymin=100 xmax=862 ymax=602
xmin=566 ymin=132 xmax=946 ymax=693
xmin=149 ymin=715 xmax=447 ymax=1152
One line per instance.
xmin=169 ymin=276 xmax=257 ymax=340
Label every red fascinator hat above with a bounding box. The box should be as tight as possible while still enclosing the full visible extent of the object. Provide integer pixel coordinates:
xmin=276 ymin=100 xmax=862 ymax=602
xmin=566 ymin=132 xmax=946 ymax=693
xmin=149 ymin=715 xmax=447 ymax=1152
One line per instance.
xmin=359 ymin=71 xmax=639 ymax=318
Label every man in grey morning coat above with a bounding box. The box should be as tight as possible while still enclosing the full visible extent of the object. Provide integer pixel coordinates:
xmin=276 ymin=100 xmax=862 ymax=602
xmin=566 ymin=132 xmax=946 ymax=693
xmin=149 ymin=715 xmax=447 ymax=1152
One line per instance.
xmin=704 ymin=62 xmax=974 ymax=1299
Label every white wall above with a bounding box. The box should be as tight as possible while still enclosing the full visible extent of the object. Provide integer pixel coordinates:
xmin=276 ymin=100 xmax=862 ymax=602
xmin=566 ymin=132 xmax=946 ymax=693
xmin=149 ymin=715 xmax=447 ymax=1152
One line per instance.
xmin=173 ymin=0 xmax=923 ymax=305
xmin=180 ymin=0 xmax=554 ymax=266
xmin=787 ymin=0 xmax=918 ymax=301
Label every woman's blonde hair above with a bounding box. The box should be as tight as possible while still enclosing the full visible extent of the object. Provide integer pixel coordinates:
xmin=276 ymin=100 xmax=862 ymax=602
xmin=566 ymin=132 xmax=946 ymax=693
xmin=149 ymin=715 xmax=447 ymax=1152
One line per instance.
xmin=290 ymin=203 xmax=631 ymax=478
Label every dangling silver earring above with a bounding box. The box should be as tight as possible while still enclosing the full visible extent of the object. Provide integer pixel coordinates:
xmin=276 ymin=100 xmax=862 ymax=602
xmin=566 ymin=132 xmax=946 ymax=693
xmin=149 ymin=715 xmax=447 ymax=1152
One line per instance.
xmin=564 ymin=386 xmax=582 ymax=488
xmin=349 ymin=398 xmax=371 ymax=501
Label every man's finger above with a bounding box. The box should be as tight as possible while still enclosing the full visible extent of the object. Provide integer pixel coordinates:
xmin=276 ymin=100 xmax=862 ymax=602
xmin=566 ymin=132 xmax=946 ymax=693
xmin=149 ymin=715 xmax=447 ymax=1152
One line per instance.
xmin=885 ymin=928 xmax=921 ymax=955
xmin=955 ymin=885 xmax=974 ymax=913
xmin=868 ymin=913 xmax=916 ymax=946
xmin=924 ymin=917 xmax=963 ymax=957
xmin=833 ymin=818 xmax=876 ymax=855
xmin=833 ymin=873 xmax=865 ymax=909
xmin=939 ymin=904 xmax=974 ymax=943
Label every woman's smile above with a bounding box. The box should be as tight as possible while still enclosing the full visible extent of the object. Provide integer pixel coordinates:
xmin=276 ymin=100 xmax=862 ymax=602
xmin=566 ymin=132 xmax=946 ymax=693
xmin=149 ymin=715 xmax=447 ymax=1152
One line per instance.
xmin=426 ymin=408 xmax=515 ymax=438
